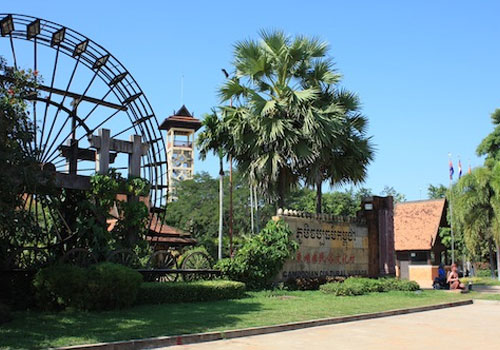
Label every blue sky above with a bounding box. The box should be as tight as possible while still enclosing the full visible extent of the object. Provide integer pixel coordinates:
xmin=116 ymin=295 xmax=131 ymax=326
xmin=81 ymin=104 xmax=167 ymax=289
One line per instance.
xmin=3 ymin=1 xmax=500 ymax=200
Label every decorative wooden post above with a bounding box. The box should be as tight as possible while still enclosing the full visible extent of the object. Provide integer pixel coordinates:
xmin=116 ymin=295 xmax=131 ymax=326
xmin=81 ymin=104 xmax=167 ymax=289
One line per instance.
xmin=89 ymin=128 xmax=150 ymax=246
xmin=96 ymin=128 xmax=110 ymax=174
xmin=129 ymin=134 xmax=142 ymax=178
xmin=89 ymin=128 xmax=149 ymax=178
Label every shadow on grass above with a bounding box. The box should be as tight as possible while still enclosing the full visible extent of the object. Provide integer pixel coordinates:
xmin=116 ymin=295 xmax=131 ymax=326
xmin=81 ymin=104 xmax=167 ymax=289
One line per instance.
xmin=0 ymin=297 xmax=261 ymax=350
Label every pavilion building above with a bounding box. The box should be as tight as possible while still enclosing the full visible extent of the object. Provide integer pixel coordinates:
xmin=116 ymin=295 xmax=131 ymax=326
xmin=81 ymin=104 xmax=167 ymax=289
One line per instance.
xmin=393 ymin=198 xmax=449 ymax=288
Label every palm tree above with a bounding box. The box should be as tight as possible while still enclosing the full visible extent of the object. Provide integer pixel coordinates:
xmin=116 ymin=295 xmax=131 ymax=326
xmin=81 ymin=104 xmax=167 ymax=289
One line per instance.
xmin=451 ymin=166 xmax=500 ymax=280
xmin=196 ymin=110 xmax=228 ymax=260
xmin=219 ymin=30 xmax=341 ymax=208
xmin=301 ymin=88 xmax=374 ymax=213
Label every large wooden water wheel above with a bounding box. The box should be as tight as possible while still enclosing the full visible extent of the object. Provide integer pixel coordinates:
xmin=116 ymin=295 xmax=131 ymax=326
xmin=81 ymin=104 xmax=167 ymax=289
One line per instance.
xmin=0 ymin=14 xmax=168 ymax=269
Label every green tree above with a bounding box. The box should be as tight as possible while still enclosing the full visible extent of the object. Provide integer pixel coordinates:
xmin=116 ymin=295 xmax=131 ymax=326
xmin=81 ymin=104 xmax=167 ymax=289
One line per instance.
xmin=427 ymin=184 xmax=447 ymax=199
xmin=0 ymin=58 xmax=46 ymax=263
xmin=451 ymin=167 xmax=500 ymax=279
xmin=219 ymin=30 xmax=343 ymax=208
xmin=426 ymin=184 xmax=466 ymax=264
xmin=197 ymin=111 xmax=229 ymax=259
xmin=380 ymin=186 xmax=406 ymax=203
xmin=165 ymin=172 xmax=274 ymax=259
xmin=477 ymin=109 xmax=500 ymax=168
xmin=474 ymin=108 xmax=500 ymax=278
xmin=301 ymin=83 xmax=374 ymax=213
xmin=285 ymin=186 xmax=373 ymax=216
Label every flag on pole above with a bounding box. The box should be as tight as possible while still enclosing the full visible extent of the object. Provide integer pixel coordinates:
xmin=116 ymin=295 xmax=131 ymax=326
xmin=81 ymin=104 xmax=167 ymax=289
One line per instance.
xmin=449 ymin=160 xmax=454 ymax=180
xmin=458 ymin=160 xmax=462 ymax=179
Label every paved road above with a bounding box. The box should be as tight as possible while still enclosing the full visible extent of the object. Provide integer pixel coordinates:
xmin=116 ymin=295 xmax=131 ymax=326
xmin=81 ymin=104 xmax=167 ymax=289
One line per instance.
xmin=163 ymin=301 xmax=500 ymax=350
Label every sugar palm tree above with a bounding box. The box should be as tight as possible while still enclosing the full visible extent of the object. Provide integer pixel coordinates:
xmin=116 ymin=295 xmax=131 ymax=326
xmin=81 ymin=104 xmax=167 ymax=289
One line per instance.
xmin=301 ymin=89 xmax=374 ymax=213
xmin=219 ymin=30 xmax=341 ymax=208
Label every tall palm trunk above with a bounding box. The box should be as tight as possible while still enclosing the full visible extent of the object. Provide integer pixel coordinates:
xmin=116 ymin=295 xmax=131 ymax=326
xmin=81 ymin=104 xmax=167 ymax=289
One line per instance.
xmin=250 ymin=184 xmax=254 ymax=234
xmin=315 ymin=180 xmax=322 ymax=214
xmin=218 ymin=154 xmax=224 ymax=260
xmin=277 ymin=171 xmax=286 ymax=209
xmin=254 ymin=186 xmax=260 ymax=233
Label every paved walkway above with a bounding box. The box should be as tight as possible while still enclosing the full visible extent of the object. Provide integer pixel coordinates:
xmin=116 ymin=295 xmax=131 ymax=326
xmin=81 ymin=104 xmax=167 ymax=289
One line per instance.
xmin=473 ymin=285 xmax=500 ymax=294
xmin=163 ymin=301 xmax=500 ymax=350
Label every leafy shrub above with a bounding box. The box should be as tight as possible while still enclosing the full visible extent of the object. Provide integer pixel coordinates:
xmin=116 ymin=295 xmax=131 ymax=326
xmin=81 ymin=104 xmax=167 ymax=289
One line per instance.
xmin=33 ymin=263 xmax=142 ymax=310
xmin=215 ymin=219 xmax=298 ymax=290
xmin=319 ymin=277 xmax=381 ymax=296
xmin=379 ymin=278 xmax=419 ymax=292
xmin=33 ymin=264 xmax=89 ymax=310
xmin=320 ymin=277 xmax=419 ymax=296
xmin=86 ymin=263 xmax=143 ymax=310
xmin=284 ymin=276 xmax=345 ymax=291
xmin=136 ymin=280 xmax=246 ymax=304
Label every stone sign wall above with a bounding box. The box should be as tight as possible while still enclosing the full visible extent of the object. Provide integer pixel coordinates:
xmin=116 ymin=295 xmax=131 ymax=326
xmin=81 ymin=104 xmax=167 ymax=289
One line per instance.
xmin=276 ymin=196 xmax=395 ymax=281
xmin=277 ymin=214 xmax=369 ymax=280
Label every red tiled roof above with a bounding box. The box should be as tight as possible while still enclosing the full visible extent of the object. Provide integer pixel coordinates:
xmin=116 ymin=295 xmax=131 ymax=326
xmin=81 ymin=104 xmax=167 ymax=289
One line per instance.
xmin=394 ymin=199 xmax=446 ymax=251
xmin=107 ymin=195 xmax=196 ymax=246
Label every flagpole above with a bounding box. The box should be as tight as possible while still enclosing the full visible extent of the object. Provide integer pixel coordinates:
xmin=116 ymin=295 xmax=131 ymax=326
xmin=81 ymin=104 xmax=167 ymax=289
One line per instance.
xmin=449 ymin=153 xmax=455 ymax=265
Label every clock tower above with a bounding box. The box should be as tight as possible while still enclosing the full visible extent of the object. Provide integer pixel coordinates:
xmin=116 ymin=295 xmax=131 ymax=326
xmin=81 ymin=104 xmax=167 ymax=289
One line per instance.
xmin=159 ymin=105 xmax=201 ymax=200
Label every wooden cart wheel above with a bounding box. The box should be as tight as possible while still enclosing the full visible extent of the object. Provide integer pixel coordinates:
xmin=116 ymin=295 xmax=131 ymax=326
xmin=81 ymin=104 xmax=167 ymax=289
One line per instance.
xmin=181 ymin=251 xmax=213 ymax=282
xmin=146 ymin=250 xmax=179 ymax=282
xmin=106 ymin=249 xmax=140 ymax=268
xmin=60 ymin=248 xmax=97 ymax=267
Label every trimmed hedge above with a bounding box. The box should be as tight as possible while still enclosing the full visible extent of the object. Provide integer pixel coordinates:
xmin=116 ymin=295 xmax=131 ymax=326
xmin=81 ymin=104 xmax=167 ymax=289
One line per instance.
xmin=380 ymin=278 xmax=421 ymax=292
xmin=284 ymin=276 xmax=346 ymax=291
xmin=33 ymin=263 xmax=142 ymax=311
xmin=320 ymin=277 xmax=420 ymax=296
xmin=33 ymin=264 xmax=89 ymax=310
xmin=86 ymin=263 xmax=143 ymax=310
xmin=136 ymin=280 xmax=246 ymax=305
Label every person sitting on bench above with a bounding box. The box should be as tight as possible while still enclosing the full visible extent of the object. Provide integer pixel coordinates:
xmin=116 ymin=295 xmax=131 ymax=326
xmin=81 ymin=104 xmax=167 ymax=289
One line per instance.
xmin=447 ymin=263 xmax=465 ymax=290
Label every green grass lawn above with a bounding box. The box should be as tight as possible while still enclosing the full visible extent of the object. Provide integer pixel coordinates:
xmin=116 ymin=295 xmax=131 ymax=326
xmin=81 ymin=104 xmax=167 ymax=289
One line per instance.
xmin=0 ymin=290 xmax=472 ymax=350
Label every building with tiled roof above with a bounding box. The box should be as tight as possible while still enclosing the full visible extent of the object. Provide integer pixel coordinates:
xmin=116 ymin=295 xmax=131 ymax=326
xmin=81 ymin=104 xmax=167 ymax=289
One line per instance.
xmin=106 ymin=194 xmax=197 ymax=249
xmin=147 ymin=215 xmax=197 ymax=248
xmin=394 ymin=199 xmax=448 ymax=282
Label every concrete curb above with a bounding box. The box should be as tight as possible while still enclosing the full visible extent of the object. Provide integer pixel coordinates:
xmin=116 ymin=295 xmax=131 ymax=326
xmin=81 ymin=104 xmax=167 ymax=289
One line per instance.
xmin=54 ymin=299 xmax=473 ymax=350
